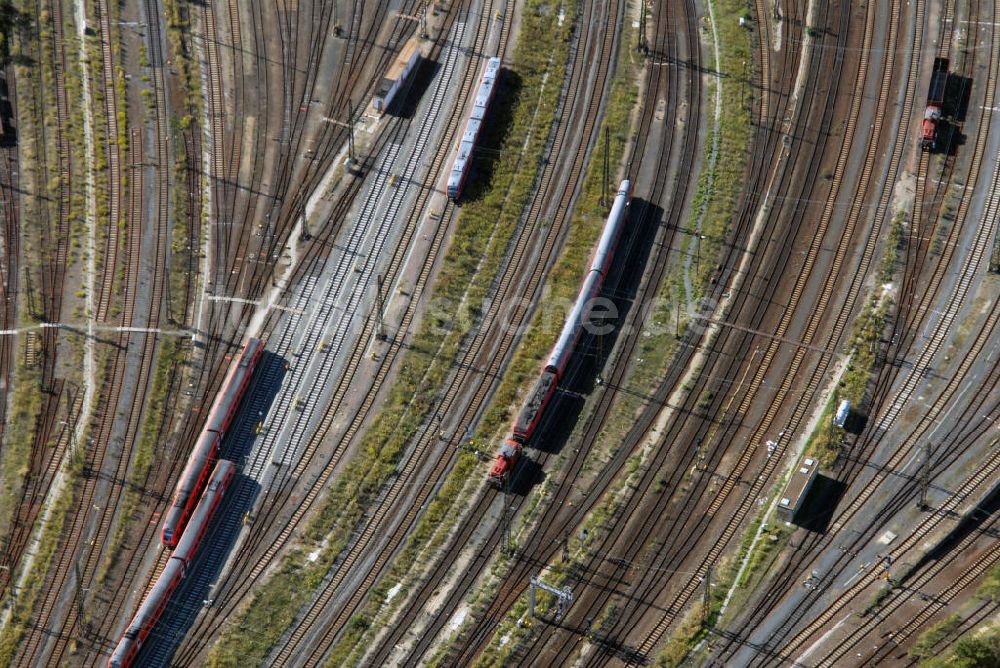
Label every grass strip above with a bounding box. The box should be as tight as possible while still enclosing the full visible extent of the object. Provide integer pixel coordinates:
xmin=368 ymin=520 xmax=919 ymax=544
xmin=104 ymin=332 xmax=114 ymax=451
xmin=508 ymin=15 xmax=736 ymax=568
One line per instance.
xmin=0 ymin=359 xmax=41 ymax=542
xmin=910 ymin=613 xmax=962 ymax=661
xmin=0 ymin=449 xmax=83 ymax=663
xmin=96 ymin=340 xmax=183 ymax=585
xmin=918 ymin=617 xmax=1000 ymax=668
xmin=319 ymin=5 xmax=645 ymax=663
xmin=0 ymin=0 xmax=50 ymax=549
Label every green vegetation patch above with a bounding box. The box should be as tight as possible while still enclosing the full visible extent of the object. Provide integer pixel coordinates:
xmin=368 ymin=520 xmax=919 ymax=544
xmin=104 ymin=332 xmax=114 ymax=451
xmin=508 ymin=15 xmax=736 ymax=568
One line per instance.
xmin=97 ymin=340 xmax=184 ymax=584
xmin=0 ymin=359 xmax=42 ymax=542
xmin=684 ymin=0 xmax=753 ymax=303
xmin=206 ymin=1 xmax=576 ymax=664
xmin=0 ymin=449 xmax=82 ymax=664
xmin=162 ymin=0 xmax=201 ymax=118
xmin=804 ymin=290 xmax=890 ymax=467
xmin=910 ymin=613 xmax=962 ymax=661
xmin=978 ymin=562 xmax=1000 ymax=602
xmin=919 ymin=623 xmax=1000 ymax=668
xmin=656 ymin=603 xmax=708 ymax=668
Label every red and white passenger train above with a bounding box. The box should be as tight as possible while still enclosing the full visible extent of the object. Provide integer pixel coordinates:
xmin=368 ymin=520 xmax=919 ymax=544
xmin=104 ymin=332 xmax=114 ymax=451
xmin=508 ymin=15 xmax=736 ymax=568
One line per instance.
xmin=109 ymin=460 xmax=236 ymax=668
xmin=161 ymin=338 xmax=262 ymax=547
xmin=488 ymin=180 xmax=633 ymax=485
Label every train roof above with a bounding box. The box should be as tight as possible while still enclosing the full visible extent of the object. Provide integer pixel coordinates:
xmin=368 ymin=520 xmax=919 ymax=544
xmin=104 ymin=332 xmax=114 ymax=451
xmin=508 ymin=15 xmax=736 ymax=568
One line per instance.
xmin=173 ymin=460 xmax=235 ymax=562
xmin=174 ymin=431 xmax=219 ymax=497
xmin=384 ymin=37 xmax=422 ymax=84
xmin=448 ymin=57 xmax=501 ymax=197
xmin=499 ymin=440 xmax=519 ymax=458
xmin=239 ymin=338 xmax=263 ymax=367
xmin=462 ymin=120 xmax=481 ymax=144
xmin=514 ymin=371 xmax=557 ymax=434
xmin=778 ymin=456 xmax=818 ymax=519
xmin=124 ymin=559 xmax=185 ymax=634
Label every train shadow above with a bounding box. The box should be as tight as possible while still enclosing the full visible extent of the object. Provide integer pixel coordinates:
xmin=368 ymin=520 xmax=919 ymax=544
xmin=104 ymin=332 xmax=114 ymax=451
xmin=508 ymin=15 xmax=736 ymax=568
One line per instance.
xmin=454 ymin=69 xmax=522 ymax=205
xmin=520 ymin=198 xmax=662 ymax=467
xmin=946 ymin=72 xmax=973 ymax=124
xmin=392 ymin=56 xmax=442 ymax=119
xmin=223 ymin=350 xmax=288 ymax=462
xmin=0 ymin=76 xmax=15 ymax=146
xmin=939 ymin=73 xmax=973 ymax=156
xmin=133 ymin=351 xmax=287 ymax=666
xmin=910 ymin=481 xmax=1000 ymax=570
xmin=794 ymin=474 xmax=846 ymax=533
xmin=135 ymin=474 xmax=262 ymax=667
xmin=510 ymin=457 xmax=547 ymax=494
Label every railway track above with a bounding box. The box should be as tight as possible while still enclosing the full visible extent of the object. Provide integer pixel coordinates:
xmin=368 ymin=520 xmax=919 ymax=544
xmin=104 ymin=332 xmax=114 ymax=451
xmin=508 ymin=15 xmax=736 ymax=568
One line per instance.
xmin=8 ymin=0 xmax=83 ymax=653
xmin=416 ymin=0 xmax=812 ymax=664
xmin=454 ymin=2 xmax=708 ymax=665
xmin=712 ymin=0 xmax=994 ymax=660
xmin=229 ymin=3 xmax=516 ymax=663
xmin=423 ymin=0 xmax=804 ymax=662
xmin=0 ymin=73 xmax=18 ymax=441
xmin=16 ymin=0 xmax=178 ymax=660
xmin=157 ymin=1 xmax=512 ymax=664
xmin=817 ymin=466 xmax=1000 ymax=665
xmin=743 ymin=11 xmax=1000 ymax=658
xmin=0 ymin=98 xmax=23 ymax=595
xmin=568 ymin=0 xmax=934 ymax=658
xmin=69 ymin=0 xmax=187 ymax=659
xmin=280 ymin=0 xmax=648 ymax=663
xmin=0 ymin=0 xmax=77 ymax=612
xmin=515 ymin=1 xmax=871 ymax=661
xmin=393 ymin=0 xmax=697 ymax=664
xmin=170 ymin=0 xmax=632 ymax=660
xmin=482 ymin=0 xmax=925 ymax=660
xmin=91 ymin=0 xmax=125 ymax=324
xmin=92 ymin=3 xmax=412 ymax=656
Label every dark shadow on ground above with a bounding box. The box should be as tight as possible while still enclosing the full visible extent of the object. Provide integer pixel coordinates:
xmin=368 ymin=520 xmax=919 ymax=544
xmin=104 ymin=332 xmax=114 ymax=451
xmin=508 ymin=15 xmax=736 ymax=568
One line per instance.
xmin=128 ymin=351 xmax=287 ymax=667
xmin=795 ymin=474 xmax=847 ymax=533
xmin=452 ymin=68 xmax=521 ymax=204
xmin=909 ymin=481 xmax=1000 ymax=571
xmin=392 ymin=56 xmax=442 ymax=119
xmin=512 ymin=199 xmax=661 ymax=493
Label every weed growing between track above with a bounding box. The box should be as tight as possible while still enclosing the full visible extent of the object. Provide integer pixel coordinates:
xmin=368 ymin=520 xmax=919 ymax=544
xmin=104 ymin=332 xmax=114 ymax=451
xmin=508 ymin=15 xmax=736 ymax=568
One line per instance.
xmin=206 ymin=0 xmax=577 ymax=663
xmin=96 ymin=340 xmax=184 ymax=586
xmin=419 ymin=7 xmax=644 ymax=665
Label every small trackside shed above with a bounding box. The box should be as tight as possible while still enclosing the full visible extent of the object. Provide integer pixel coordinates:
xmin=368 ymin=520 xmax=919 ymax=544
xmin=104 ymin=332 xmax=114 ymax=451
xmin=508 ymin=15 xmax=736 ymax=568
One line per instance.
xmin=373 ymin=37 xmax=423 ymax=114
xmin=777 ymin=457 xmax=819 ymax=523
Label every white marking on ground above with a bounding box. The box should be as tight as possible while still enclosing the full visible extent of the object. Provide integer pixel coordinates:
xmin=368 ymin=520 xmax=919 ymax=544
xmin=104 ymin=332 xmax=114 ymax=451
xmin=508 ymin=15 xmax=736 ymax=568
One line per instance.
xmin=385 ymin=582 xmax=402 ymax=603
xmin=448 ymin=606 xmax=468 ymax=631
xmin=773 ymin=2 xmax=782 ymax=51
xmin=842 ymin=563 xmax=868 ymax=588
xmin=794 ymin=614 xmax=851 ymax=666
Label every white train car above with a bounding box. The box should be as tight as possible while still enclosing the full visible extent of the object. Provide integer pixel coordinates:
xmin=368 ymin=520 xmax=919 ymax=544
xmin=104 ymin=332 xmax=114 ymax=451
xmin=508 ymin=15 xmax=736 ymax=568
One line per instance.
xmin=447 ymin=57 xmax=501 ymax=200
xmin=545 ymin=180 xmax=632 ymax=376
